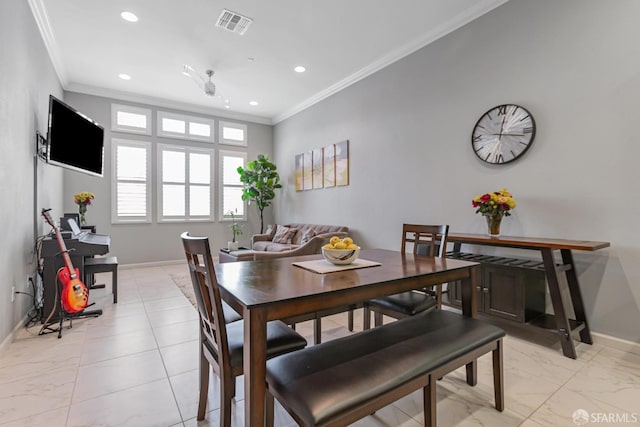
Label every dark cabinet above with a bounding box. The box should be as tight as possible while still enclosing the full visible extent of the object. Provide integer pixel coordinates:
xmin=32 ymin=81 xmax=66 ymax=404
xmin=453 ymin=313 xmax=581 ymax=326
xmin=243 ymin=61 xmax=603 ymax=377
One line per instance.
xmin=446 ymin=254 xmax=546 ymax=323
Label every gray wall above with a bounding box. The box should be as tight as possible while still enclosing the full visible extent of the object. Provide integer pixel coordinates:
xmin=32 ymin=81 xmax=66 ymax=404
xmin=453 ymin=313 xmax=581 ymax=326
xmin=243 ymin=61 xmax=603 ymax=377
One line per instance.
xmin=273 ymin=0 xmax=640 ymax=342
xmin=62 ymin=92 xmax=274 ymax=264
xmin=0 ymin=0 xmax=64 ymax=346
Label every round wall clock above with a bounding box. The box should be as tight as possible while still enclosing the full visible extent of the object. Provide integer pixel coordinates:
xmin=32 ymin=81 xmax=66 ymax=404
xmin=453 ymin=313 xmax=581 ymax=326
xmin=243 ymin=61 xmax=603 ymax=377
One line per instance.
xmin=471 ymin=104 xmax=536 ymax=164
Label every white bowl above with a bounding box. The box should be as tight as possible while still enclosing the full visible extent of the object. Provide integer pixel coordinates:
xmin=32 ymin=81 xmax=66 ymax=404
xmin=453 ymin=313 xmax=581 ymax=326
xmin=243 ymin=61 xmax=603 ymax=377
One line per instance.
xmin=322 ymin=247 xmax=360 ymax=265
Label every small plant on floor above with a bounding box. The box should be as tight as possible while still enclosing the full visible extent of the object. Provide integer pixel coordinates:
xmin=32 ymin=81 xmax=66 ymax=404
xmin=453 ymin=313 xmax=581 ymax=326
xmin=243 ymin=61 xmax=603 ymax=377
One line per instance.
xmin=228 ymin=210 xmax=243 ymax=243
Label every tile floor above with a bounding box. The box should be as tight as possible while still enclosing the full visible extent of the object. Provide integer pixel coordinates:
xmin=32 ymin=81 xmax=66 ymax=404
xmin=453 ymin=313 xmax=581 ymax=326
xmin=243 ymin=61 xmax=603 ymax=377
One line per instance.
xmin=1 ymin=262 xmax=639 ymax=426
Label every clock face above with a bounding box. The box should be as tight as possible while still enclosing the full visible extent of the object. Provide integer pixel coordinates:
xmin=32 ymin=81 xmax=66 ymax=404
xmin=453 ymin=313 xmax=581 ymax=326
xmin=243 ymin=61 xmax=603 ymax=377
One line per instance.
xmin=471 ymin=104 xmax=536 ymax=164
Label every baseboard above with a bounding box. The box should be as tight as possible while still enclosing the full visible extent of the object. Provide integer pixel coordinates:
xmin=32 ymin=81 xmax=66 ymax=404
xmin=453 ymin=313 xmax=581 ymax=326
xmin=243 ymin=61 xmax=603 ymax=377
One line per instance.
xmin=592 ymin=332 xmax=640 ymax=356
xmin=120 ymin=259 xmax=184 ymax=270
xmin=0 ymin=311 xmax=32 ymax=354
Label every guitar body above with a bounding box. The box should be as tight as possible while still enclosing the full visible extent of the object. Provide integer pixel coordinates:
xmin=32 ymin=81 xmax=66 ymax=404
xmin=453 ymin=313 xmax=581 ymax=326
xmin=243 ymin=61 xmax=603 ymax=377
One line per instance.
xmin=57 ymin=267 xmax=89 ymax=313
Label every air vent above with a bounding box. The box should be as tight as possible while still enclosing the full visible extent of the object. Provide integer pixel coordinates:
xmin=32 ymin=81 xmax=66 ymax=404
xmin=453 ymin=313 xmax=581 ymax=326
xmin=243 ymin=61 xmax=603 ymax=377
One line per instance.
xmin=215 ymin=9 xmax=253 ymax=35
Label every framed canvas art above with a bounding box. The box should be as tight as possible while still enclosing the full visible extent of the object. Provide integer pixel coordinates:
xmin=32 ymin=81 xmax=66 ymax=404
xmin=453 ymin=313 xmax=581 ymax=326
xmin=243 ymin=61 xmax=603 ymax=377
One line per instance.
xmin=294 ymin=153 xmax=304 ymax=191
xmin=335 ymin=140 xmax=349 ymax=186
xmin=312 ymin=148 xmax=323 ymax=189
xmin=323 ymin=143 xmax=335 ymax=187
xmin=303 ymin=151 xmax=313 ymax=190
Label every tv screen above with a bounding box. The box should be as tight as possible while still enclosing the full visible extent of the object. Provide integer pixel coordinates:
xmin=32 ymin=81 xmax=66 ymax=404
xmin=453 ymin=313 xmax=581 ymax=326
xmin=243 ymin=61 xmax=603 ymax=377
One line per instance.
xmin=47 ymin=95 xmax=104 ymax=177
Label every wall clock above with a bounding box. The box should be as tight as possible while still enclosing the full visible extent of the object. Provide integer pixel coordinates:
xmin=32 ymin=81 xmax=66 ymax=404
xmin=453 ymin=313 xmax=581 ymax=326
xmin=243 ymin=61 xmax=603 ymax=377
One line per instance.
xmin=471 ymin=104 xmax=536 ymax=164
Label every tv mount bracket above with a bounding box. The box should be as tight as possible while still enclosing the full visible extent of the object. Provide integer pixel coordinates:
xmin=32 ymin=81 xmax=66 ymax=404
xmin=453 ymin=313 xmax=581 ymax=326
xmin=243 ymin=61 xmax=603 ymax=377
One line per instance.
xmin=36 ymin=130 xmax=47 ymax=161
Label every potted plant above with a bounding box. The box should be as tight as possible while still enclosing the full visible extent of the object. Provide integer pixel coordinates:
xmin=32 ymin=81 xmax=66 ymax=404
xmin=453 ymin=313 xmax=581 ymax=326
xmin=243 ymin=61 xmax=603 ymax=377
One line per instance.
xmin=227 ymin=210 xmax=243 ymax=251
xmin=237 ymin=154 xmax=282 ymax=233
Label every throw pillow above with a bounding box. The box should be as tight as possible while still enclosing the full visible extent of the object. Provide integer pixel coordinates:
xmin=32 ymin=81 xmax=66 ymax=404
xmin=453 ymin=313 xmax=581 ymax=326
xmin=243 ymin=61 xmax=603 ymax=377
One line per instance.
xmin=300 ymin=229 xmax=316 ymax=245
xmin=272 ymin=226 xmax=297 ymax=244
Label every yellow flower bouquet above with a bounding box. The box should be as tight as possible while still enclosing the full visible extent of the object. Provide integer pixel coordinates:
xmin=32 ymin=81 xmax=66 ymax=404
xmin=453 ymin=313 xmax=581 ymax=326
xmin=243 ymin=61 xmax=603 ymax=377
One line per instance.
xmin=74 ymin=192 xmax=95 ymax=225
xmin=472 ymin=188 xmax=516 ymax=217
xmin=472 ymin=188 xmax=515 ymax=236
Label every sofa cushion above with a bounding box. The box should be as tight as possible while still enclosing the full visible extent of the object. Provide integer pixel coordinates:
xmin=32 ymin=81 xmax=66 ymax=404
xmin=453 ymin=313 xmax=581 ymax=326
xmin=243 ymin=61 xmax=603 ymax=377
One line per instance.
xmin=300 ymin=229 xmax=316 ymax=245
xmin=272 ymin=226 xmax=298 ymax=244
xmin=287 ymin=224 xmax=349 ymax=245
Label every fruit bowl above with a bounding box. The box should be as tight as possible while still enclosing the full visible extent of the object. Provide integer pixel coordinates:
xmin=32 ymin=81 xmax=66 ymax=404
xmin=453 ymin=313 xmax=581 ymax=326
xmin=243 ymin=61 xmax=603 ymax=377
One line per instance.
xmin=322 ymin=247 xmax=360 ymax=265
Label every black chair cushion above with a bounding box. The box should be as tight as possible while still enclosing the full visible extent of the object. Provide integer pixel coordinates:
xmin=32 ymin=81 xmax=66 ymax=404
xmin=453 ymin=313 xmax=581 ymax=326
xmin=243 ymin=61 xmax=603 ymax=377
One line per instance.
xmin=368 ymin=290 xmax=437 ymax=315
xmin=266 ymin=310 xmax=505 ymax=425
xmin=221 ymin=320 xmax=307 ymax=368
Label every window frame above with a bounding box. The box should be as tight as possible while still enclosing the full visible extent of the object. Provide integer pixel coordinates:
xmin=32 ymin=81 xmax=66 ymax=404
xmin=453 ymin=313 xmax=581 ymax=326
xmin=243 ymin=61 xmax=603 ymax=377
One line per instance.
xmin=219 ymin=121 xmax=248 ymax=147
xmin=111 ymin=138 xmax=152 ymax=224
xmin=111 ymin=104 xmax=152 ymax=135
xmin=219 ymin=150 xmax=247 ymax=221
xmin=157 ymin=111 xmax=215 ymax=143
xmin=157 ymin=143 xmax=215 ymax=223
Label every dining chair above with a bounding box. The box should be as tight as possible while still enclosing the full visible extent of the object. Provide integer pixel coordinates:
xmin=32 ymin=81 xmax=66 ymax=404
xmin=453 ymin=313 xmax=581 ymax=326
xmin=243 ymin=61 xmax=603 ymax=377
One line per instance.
xmin=181 ymin=232 xmax=307 ymax=426
xmin=363 ymin=224 xmax=449 ymax=329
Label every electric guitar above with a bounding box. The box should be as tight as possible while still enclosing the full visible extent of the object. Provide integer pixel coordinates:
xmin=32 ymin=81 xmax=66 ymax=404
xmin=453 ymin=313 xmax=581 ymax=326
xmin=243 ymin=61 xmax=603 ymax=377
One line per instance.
xmin=41 ymin=209 xmax=89 ymax=313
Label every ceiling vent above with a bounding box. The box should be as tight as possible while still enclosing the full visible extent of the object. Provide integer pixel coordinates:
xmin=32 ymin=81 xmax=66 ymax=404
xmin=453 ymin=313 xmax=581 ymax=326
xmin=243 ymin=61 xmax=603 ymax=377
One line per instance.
xmin=215 ymin=9 xmax=253 ymax=35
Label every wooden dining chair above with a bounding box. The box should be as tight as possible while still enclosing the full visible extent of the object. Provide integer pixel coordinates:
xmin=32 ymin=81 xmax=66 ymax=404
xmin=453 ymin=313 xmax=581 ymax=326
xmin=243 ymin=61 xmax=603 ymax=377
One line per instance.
xmin=181 ymin=232 xmax=307 ymax=426
xmin=363 ymin=224 xmax=449 ymax=329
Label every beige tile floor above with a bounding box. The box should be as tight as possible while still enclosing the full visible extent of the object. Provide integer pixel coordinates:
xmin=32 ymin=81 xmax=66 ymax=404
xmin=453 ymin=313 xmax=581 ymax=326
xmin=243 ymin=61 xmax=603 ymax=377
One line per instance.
xmin=1 ymin=262 xmax=639 ymax=426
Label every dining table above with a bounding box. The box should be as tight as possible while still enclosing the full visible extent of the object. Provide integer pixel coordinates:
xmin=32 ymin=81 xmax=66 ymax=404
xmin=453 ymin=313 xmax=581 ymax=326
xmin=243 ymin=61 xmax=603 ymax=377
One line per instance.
xmin=215 ymin=248 xmax=481 ymax=426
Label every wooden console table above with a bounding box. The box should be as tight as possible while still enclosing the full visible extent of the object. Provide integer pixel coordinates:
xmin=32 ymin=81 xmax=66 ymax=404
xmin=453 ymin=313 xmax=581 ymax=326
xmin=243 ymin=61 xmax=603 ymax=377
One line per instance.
xmin=448 ymin=233 xmax=610 ymax=359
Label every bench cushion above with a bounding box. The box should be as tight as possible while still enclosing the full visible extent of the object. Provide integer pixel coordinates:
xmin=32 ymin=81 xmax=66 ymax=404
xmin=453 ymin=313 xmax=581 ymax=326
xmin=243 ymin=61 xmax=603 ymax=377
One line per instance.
xmin=266 ymin=309 xmax=504 ymax=425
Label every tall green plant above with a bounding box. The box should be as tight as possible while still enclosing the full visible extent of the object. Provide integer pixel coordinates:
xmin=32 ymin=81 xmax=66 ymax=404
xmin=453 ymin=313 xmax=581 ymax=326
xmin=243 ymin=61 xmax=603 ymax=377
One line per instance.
xmin=237 ymin=154 xmax=282 ymax=233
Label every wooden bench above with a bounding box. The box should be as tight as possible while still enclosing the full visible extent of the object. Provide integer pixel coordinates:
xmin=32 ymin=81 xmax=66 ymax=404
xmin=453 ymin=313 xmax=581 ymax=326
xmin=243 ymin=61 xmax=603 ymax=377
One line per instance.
xmin=265 ymin=309 xmax=505 ymax=426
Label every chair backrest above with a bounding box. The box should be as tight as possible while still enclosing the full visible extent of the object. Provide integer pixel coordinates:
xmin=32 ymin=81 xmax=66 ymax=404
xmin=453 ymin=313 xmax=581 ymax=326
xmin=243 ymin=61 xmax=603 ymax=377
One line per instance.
xmin=401 ymin=224 xmax=449 ymax=257
xmin=181 ymin=232 xmax=231 ymax=367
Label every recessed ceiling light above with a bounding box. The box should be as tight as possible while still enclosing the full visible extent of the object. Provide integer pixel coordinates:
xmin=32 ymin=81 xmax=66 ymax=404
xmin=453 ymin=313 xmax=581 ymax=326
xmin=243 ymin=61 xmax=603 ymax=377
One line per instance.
xmin=120 ymin=11 xmax=138 ymax=22
xmin=249 ymin=101 xmax=259 ymax=106
xmin=294 ymin=66 xmax=306 ymax=73
xmin=118 ymin=73 xmax=131 ymax=80
xmin=225 ymin=105 xmax=231 ymax=109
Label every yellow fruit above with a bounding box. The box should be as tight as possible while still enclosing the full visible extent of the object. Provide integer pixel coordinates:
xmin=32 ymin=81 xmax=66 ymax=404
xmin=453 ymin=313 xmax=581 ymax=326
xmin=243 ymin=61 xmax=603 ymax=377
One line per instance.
xmin=330 ymin=236 xmax=341 ymax=245
xmin=346 ymin=243 xmax=358 ymax=250
xmin=334 ymin=241 xmax=347 ymax=249
xmin=323 ymin=243 xmax=334 ymax=249
xmin=342 ymin=237 xmax=353 ymax=245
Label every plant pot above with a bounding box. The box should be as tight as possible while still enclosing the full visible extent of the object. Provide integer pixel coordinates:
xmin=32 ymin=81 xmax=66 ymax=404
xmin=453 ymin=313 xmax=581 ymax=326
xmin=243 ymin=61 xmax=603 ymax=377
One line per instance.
xmin=228 ymin=241 xmax=239 ymax=251
xmin=485 ymin=214 xmax=503 ymax=237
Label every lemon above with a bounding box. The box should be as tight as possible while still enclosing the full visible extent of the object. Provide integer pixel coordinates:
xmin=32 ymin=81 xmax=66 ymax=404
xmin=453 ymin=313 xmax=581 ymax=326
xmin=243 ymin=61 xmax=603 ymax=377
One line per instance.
xmin=334 ymin=241 xmax=347 ymax=249
xmin=323 ymin=243 xmax=334 ymax=249
xmin=342 ymin=237 xmax=353 ymax=245
xmin=346 ymin=243 xmax=358 ymax=250
xmin=330 ymin=236 xmax=341 ymax=245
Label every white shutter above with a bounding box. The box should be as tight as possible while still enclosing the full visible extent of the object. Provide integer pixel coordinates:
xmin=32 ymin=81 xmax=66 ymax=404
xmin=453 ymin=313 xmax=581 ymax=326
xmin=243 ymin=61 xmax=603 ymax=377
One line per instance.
xmin=158 ymin=144 xmax=213 ymax=221
xmin=220 ymin=151 xmax=246 ymax=219
xmin=112 ymin=139 xmax=151 ymax=222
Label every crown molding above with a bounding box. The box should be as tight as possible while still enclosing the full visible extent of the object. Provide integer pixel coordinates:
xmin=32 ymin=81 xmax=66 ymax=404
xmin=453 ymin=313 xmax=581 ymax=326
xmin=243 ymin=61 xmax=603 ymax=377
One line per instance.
xmin=65 ymin=83 xmax=272 ymax=125
xmin=28 ymin=0 xmax=68 ymax=86
xmin=273 ymin=0 xmax=510 ymax=124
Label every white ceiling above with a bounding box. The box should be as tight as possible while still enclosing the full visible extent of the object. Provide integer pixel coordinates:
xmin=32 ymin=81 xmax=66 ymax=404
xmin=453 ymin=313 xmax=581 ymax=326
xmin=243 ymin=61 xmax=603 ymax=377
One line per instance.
xmin=30 ymin=0 xmax=508 ymax=124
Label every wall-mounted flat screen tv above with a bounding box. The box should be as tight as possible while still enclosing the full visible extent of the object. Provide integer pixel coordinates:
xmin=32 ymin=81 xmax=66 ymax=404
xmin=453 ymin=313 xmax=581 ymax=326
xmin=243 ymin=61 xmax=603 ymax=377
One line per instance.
xmin=47 ymin=95 xmax=104 ymax=177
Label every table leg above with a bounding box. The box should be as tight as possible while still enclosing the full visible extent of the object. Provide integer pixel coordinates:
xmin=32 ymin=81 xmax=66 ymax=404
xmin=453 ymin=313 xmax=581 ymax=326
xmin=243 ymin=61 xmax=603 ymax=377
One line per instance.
xmin=244 ymin=308 xmax=268 ymax=426
xmin=560 ymin=249 xmax=592 ymax=344
xmin=461 ymin=265 xmax=479 ymax=384
xmin=540 ymin=248 xmax=577 ymax=359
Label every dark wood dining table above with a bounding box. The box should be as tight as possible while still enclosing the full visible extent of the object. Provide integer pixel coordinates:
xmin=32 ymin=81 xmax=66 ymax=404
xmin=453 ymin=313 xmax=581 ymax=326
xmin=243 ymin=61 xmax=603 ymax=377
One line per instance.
xmin=215 ymin=248 xmax=481 ymax=426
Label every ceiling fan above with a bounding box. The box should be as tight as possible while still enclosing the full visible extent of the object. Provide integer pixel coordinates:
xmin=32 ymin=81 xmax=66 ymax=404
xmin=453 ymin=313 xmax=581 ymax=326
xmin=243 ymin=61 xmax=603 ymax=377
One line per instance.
xmin=182 ymin=64 xmax=230 ymax=107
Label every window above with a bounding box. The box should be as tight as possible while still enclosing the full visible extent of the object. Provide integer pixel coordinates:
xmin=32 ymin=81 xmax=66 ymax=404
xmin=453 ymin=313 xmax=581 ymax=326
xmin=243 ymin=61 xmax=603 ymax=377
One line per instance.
xmin=111 ymin=139 xmax=151 ymax=223
xmin=220 ymin=151 xmax=246 ymax=220
xmin=158 ymin=144 xmax=214 ymax=221
xmin=111 ymin=104 xmax=152 ymax=135
xmin=157 ymin=111 xmax=215 ymax=142
xmin=219 ymin=121 xmax=247 ymax=146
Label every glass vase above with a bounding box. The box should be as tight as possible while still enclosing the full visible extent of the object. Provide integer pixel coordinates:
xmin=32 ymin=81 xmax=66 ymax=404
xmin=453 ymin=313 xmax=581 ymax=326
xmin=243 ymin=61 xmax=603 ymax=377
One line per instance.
xmin=485 ymin=214 xmax=503 ymax=237
xmin=78 ymin=204 xmax=87 ymax=225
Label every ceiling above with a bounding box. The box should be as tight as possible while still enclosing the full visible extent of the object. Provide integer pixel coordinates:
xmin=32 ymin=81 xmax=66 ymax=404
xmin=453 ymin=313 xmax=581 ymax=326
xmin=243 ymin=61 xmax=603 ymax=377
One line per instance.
xmin=31 ymin=0 xmax=508 ymax=124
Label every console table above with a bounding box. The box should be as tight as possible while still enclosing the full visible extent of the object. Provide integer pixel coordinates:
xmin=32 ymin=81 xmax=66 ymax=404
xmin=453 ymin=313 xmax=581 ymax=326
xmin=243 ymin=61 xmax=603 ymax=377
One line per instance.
xmin=447 ymin=233 xmax=610 ymax=359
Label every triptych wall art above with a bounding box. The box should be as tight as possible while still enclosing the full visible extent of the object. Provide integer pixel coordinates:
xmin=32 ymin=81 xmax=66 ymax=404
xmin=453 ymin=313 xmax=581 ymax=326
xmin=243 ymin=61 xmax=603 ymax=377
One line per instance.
xmin=295 ymin=140 xmax=349 ymax=191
